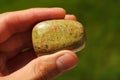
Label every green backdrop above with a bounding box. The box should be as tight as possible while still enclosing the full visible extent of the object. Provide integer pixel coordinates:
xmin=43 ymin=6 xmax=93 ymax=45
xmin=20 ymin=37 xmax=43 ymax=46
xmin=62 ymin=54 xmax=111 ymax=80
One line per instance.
xmin=1 ymin=0 xmax=120 ymax=80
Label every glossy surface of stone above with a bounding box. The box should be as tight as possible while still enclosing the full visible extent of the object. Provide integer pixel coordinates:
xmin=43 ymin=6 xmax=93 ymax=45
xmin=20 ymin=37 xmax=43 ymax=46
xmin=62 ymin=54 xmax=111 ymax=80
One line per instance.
xmin=32 ymin=20 xmax=85 ymax=55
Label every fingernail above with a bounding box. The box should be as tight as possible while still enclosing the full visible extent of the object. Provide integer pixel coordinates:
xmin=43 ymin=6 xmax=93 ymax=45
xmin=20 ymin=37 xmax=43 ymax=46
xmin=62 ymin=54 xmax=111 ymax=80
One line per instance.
xmin=56 ymin=52 xmax=78 ymax=72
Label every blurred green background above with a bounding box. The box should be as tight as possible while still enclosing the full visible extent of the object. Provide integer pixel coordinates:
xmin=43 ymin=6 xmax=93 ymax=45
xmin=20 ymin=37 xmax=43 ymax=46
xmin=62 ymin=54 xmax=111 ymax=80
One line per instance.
xmin=0 ymin=0 xmax=120 ymax=80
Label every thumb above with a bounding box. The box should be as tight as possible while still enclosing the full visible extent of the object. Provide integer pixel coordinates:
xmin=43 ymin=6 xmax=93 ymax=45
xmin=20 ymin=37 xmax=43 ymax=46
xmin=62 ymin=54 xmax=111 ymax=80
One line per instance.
xmin=4 ymin=50 xmax=78 ymax=80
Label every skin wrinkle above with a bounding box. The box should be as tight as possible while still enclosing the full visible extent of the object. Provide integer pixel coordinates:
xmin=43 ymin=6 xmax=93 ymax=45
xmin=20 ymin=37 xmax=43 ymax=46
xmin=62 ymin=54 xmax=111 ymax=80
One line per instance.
xmin=0 ymin=8 xmax=78 ymax=80
xmin=0 ymin=8 xmax=66 ymax=44
xmin=30 ymin=56 xmax=59 ymax=80
xmin=6 ymin=49 xmax=36 ymax=75
xmin=0 ymin=8 xmax=66 ymax=61
xmin=0 ymin=24 xmax=12 ymax=44
xmin=6 ymin=11 xmax=35 ymax=32
xmin=0 ymin=13 xmax=21 ymax=43
xmin=0 ymin=31 xmax=33 ymax=61
xmin=0 ymin=13 xmax=32 ymax=44
xmin=0 ymin=31 xmax=32 ymax=50
xmin=0 ymin=55 xmax=8 ymax=76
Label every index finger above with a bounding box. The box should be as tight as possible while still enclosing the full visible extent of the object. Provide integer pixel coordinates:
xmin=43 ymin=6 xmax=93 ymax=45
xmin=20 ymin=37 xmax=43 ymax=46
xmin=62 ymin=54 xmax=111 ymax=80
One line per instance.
xmin=0 ymin=8 xmax=66 ymax=43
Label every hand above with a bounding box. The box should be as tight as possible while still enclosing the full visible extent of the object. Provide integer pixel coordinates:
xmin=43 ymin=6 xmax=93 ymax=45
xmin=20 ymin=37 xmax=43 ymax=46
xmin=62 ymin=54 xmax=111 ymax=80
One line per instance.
xmin=0 ymin=8 xmax=78 ymax=80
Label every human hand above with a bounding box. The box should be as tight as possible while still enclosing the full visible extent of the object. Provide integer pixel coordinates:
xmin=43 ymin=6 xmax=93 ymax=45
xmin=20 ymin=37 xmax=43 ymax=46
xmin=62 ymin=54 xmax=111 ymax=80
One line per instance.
xmin=0 ymin=8 xmax=78 ymax=80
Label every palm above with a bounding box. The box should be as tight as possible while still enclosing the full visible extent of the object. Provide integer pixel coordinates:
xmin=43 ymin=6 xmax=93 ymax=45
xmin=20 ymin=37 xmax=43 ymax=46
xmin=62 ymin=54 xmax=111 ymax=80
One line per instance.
xmin=0 ymin=31 xmax=37 ymax=76
xmin=6 ymin=51 xmax=36 ymax=74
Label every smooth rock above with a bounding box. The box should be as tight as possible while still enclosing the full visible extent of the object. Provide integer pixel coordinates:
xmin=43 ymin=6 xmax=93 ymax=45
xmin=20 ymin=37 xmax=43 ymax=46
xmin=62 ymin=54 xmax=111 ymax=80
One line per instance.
xmin=32 ymin=20 xmax=86 ymax=55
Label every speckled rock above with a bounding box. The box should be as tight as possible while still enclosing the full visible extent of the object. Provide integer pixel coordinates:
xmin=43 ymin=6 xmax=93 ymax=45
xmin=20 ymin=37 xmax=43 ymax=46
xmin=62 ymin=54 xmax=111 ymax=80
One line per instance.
xmin=32 ymin=20 xmax=86 ymax=56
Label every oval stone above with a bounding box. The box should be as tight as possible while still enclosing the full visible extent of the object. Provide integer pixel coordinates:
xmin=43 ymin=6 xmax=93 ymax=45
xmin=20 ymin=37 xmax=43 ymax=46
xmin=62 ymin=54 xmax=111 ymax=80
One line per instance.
xmin=32 ymin=20 xmax=86 ymax=55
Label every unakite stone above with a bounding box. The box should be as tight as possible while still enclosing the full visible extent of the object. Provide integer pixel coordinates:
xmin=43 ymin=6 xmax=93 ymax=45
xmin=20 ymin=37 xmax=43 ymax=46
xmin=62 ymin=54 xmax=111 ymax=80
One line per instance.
xmin=32 ymin=20 xmax=86 ymax=55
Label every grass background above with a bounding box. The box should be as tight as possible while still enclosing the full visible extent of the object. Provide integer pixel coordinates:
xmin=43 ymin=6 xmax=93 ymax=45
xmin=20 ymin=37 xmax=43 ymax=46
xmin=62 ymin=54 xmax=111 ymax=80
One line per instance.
xmin=0 ymin=0 xmax=120 ymax=80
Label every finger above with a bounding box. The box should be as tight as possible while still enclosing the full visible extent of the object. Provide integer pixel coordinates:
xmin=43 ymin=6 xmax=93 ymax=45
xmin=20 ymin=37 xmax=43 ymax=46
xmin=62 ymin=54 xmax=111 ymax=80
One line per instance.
xmin=0 ymin=8 xmax=66 ymax=43
xmin=64 ymin=14 xmax=77 ymax=20
xmin=4 ymin=50 xmax=78 ymax=80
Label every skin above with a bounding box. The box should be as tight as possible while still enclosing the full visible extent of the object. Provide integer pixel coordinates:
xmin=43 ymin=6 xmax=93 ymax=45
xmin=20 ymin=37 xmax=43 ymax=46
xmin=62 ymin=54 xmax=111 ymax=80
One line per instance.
xmin=0 ymin=8 xmax=78 ymax=80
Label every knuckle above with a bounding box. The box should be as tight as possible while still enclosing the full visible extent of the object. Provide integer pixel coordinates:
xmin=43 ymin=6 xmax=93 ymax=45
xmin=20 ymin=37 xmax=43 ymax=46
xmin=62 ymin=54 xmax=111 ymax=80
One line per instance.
xmin=31 ymin=57 xmax=59 ymax=80
xmin=32 ymin=58 xmax=50 ymax=79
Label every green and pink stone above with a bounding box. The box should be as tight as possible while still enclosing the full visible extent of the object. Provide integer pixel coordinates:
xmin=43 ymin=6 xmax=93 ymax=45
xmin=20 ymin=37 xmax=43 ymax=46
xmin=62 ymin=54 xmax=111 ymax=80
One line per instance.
xmin=32 ymin=20 xmax=86 ymax=56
